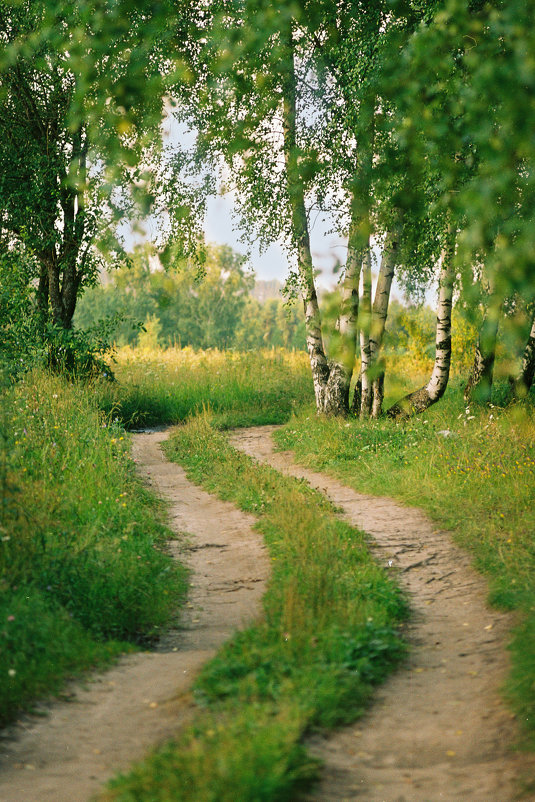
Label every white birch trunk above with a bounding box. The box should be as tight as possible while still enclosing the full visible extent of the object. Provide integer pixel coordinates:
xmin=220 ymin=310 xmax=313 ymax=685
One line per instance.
xmin=388 ymin=227 xmax=455 ymax=418
xmin=369 ymin=230 xmax=397 ymax=417
xmin=323 ymin=208 xmax=363 ymax=415
xmin=511 ymin=312 xmax=535 ymax=397
xmin=358 ymin=247 xmax=373 ymax=417
xmin=282 ymin=39 xmax=329 ymax=411
xmin=519 ymin=313 xmax=535 ymax=391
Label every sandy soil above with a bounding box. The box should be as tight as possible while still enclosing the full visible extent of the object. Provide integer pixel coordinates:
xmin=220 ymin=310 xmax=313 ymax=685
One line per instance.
xmin=0 ymin=429 xmax=269 ymax=802
xmin=230 ymin=425 xmax=535 ymax=802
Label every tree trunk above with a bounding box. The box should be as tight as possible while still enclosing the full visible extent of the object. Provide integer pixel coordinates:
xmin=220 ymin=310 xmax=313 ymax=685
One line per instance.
xmin=282 ymin=36 xmax=330 ymax=411
xmin=511 ymin=312 xmax=535 ymax=397
xmin=369 ymin=230 xmax=398 ymax=417
xmin=43 ymin=248 xmax=65 ymax=328
xmin=359 ymin=246 xmax=373 ymax=416
xmin=387 ymin=227 xmax=455 ymax=418
xmin=36 ymin=260 xmax=49 ymax=331
xmin=323 ymin=205 xmax=364 ymax=415
xmin=464 ymin=285 xmax=501 ymax=404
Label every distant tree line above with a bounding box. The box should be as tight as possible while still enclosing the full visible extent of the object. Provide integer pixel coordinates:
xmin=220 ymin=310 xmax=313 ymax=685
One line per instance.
xmin=75 ymin=244 xmax=306 ymax=352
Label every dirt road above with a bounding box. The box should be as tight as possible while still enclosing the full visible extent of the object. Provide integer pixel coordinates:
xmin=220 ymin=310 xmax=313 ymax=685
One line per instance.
xmin=0 ymin=429 xmax=269 ymax=802
xmin=231 ymin=425 xmax=535 ymax=802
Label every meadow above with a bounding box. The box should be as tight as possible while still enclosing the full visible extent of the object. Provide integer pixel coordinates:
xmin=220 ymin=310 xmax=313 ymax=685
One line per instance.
xmin=95 ymin=346 xmax=312 ymax=429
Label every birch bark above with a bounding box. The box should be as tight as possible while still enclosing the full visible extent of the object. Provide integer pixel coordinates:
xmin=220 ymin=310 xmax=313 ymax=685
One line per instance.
xmin=282 ymin=37 xmax=329 ymax=411
xmin=369 ymin=230 xmax=397 ymax=417
xmin=511 ymin=312 xmax=535 ymax=397
xmin=323 ymin=210 xmax=363 ymax=415
xmin=359 ymin=247 xmax=373 ymax=416
xmin=387 ymin=227 xmax=456 ymax=418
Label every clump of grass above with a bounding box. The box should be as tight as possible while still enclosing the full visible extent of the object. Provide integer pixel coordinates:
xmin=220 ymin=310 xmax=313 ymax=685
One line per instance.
xmin=101 ymin=415 xmax=407 ymax=801
xmin=95 ymin=346 xmax=313 ymax=428
xmin=277 ymin=384 xmax=535 ymax=747
xmin=0 ymin=370 xmax=188 ymax=724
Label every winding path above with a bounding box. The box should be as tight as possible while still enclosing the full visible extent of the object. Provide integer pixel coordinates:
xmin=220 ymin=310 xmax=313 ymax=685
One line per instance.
xmin=1 ymin=425 xmax=533 ymax=801
xmin=230 ymin=426 xmax=535 ymax=801
xmin=0 ymin=430 xmax=269 ymax=802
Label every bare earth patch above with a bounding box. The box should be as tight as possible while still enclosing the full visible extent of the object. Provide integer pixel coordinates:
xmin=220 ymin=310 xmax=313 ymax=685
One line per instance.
xmin=0 ymin=429 xmax=269 ymax=802
xmin=230 ymin=425 xmax=535 ymax=802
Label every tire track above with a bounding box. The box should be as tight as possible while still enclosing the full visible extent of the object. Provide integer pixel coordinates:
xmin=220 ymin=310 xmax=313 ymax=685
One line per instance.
xmin=0 ymin=429 xmax=269 ymax=802
xmin=230 ymin=425 xmax=535 ymax=802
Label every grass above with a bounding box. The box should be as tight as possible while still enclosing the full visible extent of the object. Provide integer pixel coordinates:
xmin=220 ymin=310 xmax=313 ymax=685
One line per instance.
xmin=0 ymin=370 xmax=188 ymax=725
xmin=100 ymin=414 xmax=408 ymax=801
xmin=96 ymin=346 xmax=313 ymax=429
xmin=276 ymin=379 xmax=535 ymax=747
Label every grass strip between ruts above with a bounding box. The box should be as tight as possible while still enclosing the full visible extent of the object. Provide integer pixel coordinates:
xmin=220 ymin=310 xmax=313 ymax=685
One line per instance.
xmin=100 ymin=414 xmax=408 ymax=802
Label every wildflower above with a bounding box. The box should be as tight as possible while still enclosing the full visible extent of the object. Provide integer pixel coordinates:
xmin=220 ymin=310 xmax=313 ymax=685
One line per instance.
xmin=8 ymin=669 xmax=16 ymax=677
xmin=7 ymin=615 xmax=15 ymax=622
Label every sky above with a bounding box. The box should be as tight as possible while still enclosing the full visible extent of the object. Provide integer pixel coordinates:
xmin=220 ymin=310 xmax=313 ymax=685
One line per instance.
xmin=122 ymin=112 xmax=415 ymax=301
xmin=123 ymin=108 xmax=350 ymax=290
xmin=203 ymin=193 xmax=348 ymax=289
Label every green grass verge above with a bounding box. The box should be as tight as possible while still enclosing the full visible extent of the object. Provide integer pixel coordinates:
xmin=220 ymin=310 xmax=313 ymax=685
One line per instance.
xmin=0 ymin=370 xmax=188 ymax=725
xmin=100 ymin=415 xmax=408 ymax=801
xmin=276 ymin=384 xmax=535 ymax=747
xmin=95 ymin=347 xmax=313 ymax=429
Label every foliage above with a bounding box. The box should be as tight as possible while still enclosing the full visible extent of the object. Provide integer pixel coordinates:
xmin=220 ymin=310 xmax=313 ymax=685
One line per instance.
xmin=277 ymin=385 xmax=535 ymax=745
xmin=100 ymin=414 xmax=407 ymax=800
xmin=75 ymin=243 xmax=306 ymax=352
xmin=0 ymin=250 xmax=42 ymax=382
xmin=0 ymin=370 xmax=188 ymax=723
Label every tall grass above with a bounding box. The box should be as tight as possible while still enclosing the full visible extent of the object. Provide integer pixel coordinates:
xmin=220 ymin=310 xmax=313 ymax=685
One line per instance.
xmin=277 ymin=385 xmax=535 ymax=746
xmin=0 ymin=371 xmax=187 ymax=724
xmin=101 ymin=416 xmax=407 ymax=801
xmin=96 ymin=346 xmax=313 ymax=429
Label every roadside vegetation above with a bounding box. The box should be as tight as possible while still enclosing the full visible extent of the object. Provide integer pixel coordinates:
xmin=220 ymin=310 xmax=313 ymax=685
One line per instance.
xmin=100 ymin=415 xmax=408 ymax=801
xmin=0 ymin=371 xmax=188 ymax=725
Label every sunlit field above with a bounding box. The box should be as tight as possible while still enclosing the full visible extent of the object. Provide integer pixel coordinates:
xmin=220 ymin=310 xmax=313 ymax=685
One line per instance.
xmin=96 ymin=346 xmax=313 ymax=429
